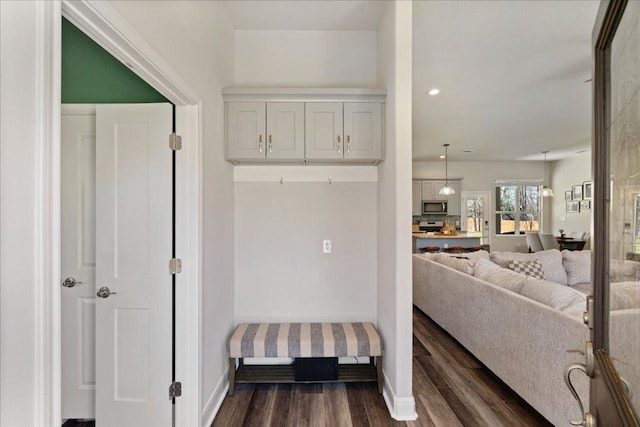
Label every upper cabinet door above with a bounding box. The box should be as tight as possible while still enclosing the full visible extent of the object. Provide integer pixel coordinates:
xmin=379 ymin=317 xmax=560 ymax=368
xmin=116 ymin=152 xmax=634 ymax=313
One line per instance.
xmin=343 ymin=102 xmax=382 ymax=160
xmin=412 ymin=181 xmax=422 ymax=216
xmin=446 ymin=181 xmax=462 ymax=215
xmin=227 ymin=102 xmax=266 ymax=160
xmin=305 ymin=102 xmax=344 ymax=159
xmin=266 ymin=102 xmax=304 ymax=160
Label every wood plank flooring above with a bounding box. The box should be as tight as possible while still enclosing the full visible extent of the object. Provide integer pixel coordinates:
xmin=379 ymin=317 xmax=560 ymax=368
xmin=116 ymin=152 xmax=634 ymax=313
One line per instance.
xmin=212 ymin=307 xmax=552 ymax=426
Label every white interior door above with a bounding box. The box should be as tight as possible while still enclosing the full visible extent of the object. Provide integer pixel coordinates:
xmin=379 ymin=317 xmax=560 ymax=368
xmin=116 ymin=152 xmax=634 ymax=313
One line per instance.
xmin=61 ymin=106 xmax=97 ymax=419
xmin=461 ymin=191 xmax=491 ymax=245
xmin=95 ymin=103 xmax=173 ymax=427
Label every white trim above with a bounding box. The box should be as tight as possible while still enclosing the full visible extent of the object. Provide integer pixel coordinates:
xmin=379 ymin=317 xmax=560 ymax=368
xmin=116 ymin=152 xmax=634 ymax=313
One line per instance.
xmin=61 ymin=0 xmax=199 ymax=105
xmin=36 ymin=1 xmax=62 ymax=425
xmin=54 ymin=2 xmax=202 ymax=426
xmin=200 ymin=369 xmax=229 ymax=427
xmin=222 ymin=87 xmax=386 ymax=103
xmin=61 ymin=104 xmax=96 ymax=115
xmin=382 ymin=371 xmax=417 ymax=421
xmin=234 ymin=165 xmax=378 ymax=183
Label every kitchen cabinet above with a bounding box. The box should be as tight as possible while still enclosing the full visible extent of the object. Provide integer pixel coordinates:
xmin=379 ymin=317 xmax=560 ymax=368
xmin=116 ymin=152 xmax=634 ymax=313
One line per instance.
xmin=305 ymin=102 xmax=382 ymax=161
xmin=412 ymin=181 xmax=422 ymax=216
xmin=421 ymin=181 xmax=447 ymax=201
xmin=223 ymin=88 xmax=386 ymax=164
xmin=416 ymin=179 xmax=462 ymax=215
xmin=227 ymin=102 xmax=305 ymax=161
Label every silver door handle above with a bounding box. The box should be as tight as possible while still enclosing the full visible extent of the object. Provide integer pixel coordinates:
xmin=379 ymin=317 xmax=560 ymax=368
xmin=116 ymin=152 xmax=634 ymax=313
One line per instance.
xmin=62 ymin=277 xmax=82 ymax=288
xmin=96 ymin=286 xmax=117 ymax=298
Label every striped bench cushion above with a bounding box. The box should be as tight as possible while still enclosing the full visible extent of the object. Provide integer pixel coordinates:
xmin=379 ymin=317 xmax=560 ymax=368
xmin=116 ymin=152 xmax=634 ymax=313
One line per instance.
xmin=229 ymin=322 xmax=382 ymax=358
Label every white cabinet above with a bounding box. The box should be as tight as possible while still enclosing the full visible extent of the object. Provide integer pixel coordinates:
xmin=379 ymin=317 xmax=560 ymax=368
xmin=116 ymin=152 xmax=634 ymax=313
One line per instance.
xmin=412 ymin=181 xmax=422 ymax=216
xmin=227 ymin=102 xmax=305 ymax=161
xmin=305 ymin=102 xmax=382 ymax=161
xmin=305 ymin=102 xmax=343 ymax=160
xmin=446 ymin=181 xmax=462 ymax=216
xmin=417 ymin=180 xmax=462 ymax=215
xmin=421 ymin=181 xmax=446 ymax=200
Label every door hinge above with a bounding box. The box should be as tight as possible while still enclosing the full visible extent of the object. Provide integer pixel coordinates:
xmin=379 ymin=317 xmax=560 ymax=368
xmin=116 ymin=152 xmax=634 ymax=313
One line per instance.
xmin=169 ymin=258 xmax=182 ymax=274
xmin=169 ymin=133 xmax=182 ymax=151
xmin=169 ymin=381 xmax=182 ymax=399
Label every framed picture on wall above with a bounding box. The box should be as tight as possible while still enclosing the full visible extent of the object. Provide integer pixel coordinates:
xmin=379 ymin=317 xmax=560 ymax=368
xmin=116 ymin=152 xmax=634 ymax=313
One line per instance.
xmin=565 ymin=190 xmax=573 ymax=201
xmin=572 ymin=184 xmax=583 ymax=200
xmin=583 ymin=181 xmax=592 ymax=200
xmin=580 ymin=200 xmax=591 ymax=211
xmin=566 ymin=201 xmax=580 ymax=213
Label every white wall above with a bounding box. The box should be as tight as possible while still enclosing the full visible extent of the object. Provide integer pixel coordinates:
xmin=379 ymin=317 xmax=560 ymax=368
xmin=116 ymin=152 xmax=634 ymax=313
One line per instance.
xmin=0 ymin=2 xmax=43 ymax=424
xmin=108 ymin=1 xmax=236 ymax=422
xmin=377 ymin=1 xmax=416 ymax=420
xmin=234 ymin=178 xmax=377 ymax=322
xmin=234 ymin=30 xmax=377 ymax=87
xmin=549 ymin=151 xmax=592 ymax=236
xmin=233 ymin=31 xmax=379 ymax=322
xmin=413 ymin=160 xmax=550 ymax=252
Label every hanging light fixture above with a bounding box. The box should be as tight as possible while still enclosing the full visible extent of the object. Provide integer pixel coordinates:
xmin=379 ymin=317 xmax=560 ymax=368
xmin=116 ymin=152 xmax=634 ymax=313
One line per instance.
xmin=439 ymin=144 xmax=455 ymax=195
xmin=541 ymin=150 xmax=554 ymax=197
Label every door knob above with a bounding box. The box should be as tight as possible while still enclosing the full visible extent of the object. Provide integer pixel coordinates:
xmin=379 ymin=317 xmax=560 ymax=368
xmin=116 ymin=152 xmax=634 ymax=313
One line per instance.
xmin=96 ymin=286 xmax=117 ymax=298
xmin=62 ymin=277 xmax=82 ymax=288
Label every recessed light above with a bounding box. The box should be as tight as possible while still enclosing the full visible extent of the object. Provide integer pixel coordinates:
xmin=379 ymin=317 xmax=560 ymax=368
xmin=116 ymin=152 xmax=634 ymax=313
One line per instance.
xmin=439 ymin=155 xmax=446 ymax=159
xmin=428 ymin=88 xmax=440 ymax=96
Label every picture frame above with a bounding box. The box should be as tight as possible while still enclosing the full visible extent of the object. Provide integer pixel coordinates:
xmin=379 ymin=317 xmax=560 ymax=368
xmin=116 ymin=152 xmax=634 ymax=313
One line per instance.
xmin=565 ymin=190 xmax=572 ymax=201
xmin=572 ymin=184 xmax=583 ymax=200
xmin=566 ymin=201 xmax=580 ymax=213
xmin=580 ymin=200 xmax=591 ymax=211
xmin=583 ymin=181 xmax=592 ymax=200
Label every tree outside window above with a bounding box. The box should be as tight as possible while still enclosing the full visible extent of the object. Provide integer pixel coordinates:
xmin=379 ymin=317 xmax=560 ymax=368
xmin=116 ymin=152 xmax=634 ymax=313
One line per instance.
xmin=495 ymin=184 xmax=540 ymax=235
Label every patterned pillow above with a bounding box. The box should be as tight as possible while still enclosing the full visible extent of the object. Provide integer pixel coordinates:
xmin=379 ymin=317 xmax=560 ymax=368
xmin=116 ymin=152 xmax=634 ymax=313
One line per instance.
xmin=508 ymin=259 xmax=545 ymax=279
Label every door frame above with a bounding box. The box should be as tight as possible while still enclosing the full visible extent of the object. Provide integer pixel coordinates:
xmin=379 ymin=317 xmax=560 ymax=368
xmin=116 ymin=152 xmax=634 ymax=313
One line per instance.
xmin=41 ymin=1 xmax=202 ymax=425
xmin=591 ymin=0 xmax=639 ymax=424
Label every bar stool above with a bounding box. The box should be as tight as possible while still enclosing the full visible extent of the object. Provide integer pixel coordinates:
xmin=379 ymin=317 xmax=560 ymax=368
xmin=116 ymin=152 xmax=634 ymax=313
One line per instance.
xmin=422 ymin=246 xmax=440 ymax=253
xmin=464 ymin=246 xmax=483 ymax=253
xmin=444 ymin=246 xmax=465 ymax=254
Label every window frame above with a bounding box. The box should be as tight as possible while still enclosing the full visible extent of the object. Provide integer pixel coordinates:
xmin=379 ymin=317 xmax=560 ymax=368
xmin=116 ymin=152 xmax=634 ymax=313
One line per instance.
xmin=494 ymin=180 xmax=543 ymax=237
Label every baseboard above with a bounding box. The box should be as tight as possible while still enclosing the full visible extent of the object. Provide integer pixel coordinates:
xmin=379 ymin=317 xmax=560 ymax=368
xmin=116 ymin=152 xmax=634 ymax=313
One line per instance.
xmin=382 ymin=371 xmax=417 ymax=421
xmin=201 ymin=368 xmax=229 ymax=427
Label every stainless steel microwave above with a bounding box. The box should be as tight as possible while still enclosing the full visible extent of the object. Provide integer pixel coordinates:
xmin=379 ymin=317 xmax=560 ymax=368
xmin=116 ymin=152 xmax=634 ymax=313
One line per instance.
xmin=422 ymin=200 xmax=448 ymax=214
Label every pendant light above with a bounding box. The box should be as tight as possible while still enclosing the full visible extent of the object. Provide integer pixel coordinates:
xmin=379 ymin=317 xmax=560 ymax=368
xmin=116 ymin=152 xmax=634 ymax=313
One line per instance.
xmin=541 ymin=150 xmax=554 ymax=197
xmin=439 ymin=144 xmax=455 ymax=195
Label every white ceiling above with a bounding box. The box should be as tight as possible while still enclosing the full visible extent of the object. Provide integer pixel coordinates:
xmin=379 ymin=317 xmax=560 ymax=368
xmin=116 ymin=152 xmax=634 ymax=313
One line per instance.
xmin=223 ymin=0 xmax=600 ymax=162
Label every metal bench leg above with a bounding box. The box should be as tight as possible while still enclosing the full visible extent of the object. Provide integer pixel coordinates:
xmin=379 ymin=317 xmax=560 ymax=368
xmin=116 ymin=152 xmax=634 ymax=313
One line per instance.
xmin=228 ymin=358 xmax=236 ymax=396
xmin=376 ymin=355 xmax=384 ymax=394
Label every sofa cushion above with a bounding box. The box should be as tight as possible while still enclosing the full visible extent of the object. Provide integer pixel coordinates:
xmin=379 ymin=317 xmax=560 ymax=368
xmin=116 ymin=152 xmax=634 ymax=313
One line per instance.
xmin=473 ymin=258 xmax=529 ymax=293
xmin=508 ymin=259 xmax=544 ymax=279
xmin=490 ymin=249 xmax=568 ymax=285
xmin=520 ymin=278 xmax=586 ymax=311
xmin=610 ymin=259 xmax=640 ymax=283
xmin=610 ymin=281 xmax=640 ymax=310
xmin=562 ymin=250 xmax=591 ymax=285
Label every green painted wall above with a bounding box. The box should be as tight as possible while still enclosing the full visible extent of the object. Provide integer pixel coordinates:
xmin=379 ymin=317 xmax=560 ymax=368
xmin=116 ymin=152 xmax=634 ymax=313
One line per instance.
xmin=62 ymin=17 xmax=168 ymax=103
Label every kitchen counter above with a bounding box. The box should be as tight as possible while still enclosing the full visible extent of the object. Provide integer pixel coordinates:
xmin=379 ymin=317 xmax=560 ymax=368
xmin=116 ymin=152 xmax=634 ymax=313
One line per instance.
xmin=412 ymin=232 xmax=485 ymax=253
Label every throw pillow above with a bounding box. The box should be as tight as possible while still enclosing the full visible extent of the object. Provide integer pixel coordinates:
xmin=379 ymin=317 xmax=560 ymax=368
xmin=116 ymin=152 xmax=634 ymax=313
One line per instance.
xmin=508 ymin=259 xmax=545 ymax=279
xmin=490 ymin=249 xmax=568 ymax=285
xmin=562 ymin=250 xmax=591 ymax=285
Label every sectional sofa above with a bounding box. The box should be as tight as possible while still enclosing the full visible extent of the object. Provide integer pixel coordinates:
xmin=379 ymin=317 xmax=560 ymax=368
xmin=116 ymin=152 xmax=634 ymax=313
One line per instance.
xmin=412 ymin=249 xmax=640 ymax=426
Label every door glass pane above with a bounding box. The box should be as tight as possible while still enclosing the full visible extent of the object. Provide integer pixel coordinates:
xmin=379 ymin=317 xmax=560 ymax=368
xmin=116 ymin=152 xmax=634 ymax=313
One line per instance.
xmin=465 ymin=198 xmax=484 ymax=234
xmin=609 ymin=0 xmax=640 ymax=415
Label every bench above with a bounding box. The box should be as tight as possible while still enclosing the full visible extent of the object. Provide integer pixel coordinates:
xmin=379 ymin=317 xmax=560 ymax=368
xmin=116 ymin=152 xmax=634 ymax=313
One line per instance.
xmin=228 ymin=322 xmax=383 ymax=395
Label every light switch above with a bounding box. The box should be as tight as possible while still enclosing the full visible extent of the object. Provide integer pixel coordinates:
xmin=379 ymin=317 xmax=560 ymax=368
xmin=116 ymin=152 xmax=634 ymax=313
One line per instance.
xmin=323 ymin=240 xmax=332 ymax=253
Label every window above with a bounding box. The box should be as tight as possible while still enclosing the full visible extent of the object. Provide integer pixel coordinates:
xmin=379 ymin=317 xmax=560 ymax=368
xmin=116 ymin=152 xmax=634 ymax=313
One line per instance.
xmin=495 ymin=182 xmax=541 ymax=235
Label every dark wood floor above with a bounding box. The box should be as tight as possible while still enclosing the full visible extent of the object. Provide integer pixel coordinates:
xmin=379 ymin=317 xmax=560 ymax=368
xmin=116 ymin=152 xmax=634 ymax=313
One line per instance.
xmin=212 ymin=307 xmax=552 ymax=426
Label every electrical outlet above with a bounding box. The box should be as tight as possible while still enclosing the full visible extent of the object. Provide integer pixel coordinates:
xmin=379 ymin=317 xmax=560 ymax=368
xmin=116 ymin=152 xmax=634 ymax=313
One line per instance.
xmin=323 ymin=240 xmax=332 ymax=253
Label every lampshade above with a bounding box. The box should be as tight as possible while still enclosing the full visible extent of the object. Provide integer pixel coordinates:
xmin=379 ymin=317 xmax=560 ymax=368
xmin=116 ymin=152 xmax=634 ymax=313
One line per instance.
xmin=439 ymin=144 xmax=455 ymax=195
xmin=542 ymin=151 xmax=553 ymax=197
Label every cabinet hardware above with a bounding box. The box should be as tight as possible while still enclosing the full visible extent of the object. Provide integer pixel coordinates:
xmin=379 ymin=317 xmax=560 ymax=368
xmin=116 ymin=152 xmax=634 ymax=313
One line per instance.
xmin=346 ymin=135 xmax=351 ymax=154
xmin=337 ymin=135 xmax=342 ymax=154
xmin=268 ymin=135 xmax=272 ymax=153
xmin=258 ymin=134 xmax=263 ymax=153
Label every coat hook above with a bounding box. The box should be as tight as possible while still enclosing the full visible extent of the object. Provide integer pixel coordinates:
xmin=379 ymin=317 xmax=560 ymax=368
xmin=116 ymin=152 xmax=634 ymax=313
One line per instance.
xmin=328 ymin=176 xmax=332 ymax=184
xmin=280 ymin=176 xmax=284 ymax=184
